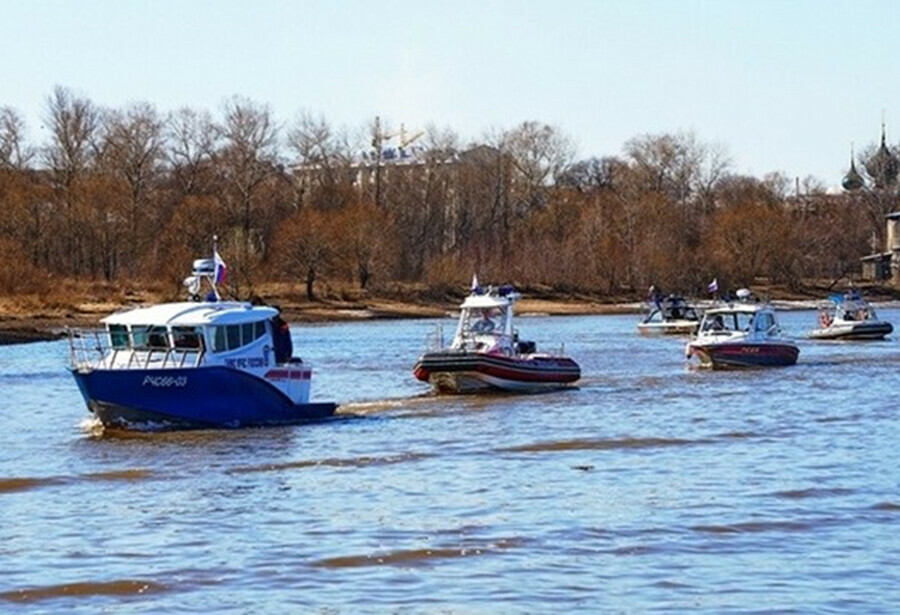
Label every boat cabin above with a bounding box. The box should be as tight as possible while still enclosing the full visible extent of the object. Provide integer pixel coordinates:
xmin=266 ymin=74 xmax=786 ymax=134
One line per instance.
xmin=97 ymin=302 xmax=285 ymax=371
xmin=698 ymin=304 xmax=779 ymax=339
xmin=451 ymin=286 xmax=521 ymax=353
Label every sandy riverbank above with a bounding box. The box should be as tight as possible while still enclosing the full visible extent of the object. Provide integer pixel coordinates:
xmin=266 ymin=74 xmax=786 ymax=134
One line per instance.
xmin=3 ymin=282 xmax=900 ymax=346
xmin=0 ymin=297 xmax=646 ymax=345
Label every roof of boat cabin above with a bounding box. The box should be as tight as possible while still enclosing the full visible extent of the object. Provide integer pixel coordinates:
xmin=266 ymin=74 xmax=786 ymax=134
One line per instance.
xmin=703 ymin=302 xmax=771 ymax=315
xmin=460 ymin=294 xmax=515 ymax=309
xmin=101 ymin=301 xmax=279 ymax=327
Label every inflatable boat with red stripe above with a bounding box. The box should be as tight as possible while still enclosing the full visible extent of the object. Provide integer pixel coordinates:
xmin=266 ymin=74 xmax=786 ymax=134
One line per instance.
xmin=413 ymin=281 xmax=581 ymax=393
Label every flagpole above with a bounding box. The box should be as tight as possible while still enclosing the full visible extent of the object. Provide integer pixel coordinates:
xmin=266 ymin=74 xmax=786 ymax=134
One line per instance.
xmin=212 ymin=235 xmax=222 ymax=302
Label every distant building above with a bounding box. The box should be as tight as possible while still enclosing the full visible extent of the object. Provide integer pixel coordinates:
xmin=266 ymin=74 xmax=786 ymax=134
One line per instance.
xmin=844 ymin=123 xmax=900 ymax=192
xmin=861 ymin=212 xmax=900 ymax=282
xmin=850 ymin=123 xmax=900 ymax=283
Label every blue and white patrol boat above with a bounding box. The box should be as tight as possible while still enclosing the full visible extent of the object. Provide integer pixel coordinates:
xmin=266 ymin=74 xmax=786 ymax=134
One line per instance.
xmin=68 ymin=248 xmax=336 ymax=430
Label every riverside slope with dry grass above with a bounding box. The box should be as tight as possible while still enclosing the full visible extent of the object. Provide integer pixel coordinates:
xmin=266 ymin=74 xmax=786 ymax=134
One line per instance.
xmin=3 ymin=279 xmax=898 ymax=346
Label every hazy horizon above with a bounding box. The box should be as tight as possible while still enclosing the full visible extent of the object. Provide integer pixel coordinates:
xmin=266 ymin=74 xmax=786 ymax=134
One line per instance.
xmin=2 ymin=0 xmax=898 ymax=187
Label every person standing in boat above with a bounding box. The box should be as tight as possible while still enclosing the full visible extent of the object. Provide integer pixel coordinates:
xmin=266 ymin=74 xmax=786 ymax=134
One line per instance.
xmin=472 ymin=309 xmax=497 ymax=333
xmin=648 ymin=285 xmax=663 ymax=310
xmin=271 ymin=308 xmax=293 ymax=364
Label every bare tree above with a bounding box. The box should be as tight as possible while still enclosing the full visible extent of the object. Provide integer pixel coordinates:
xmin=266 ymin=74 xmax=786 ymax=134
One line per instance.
xmin=42 ymin=86 xmax=100 ymax=275
xmin=219 ymin=96 xmax=281 ymax=290
xmin=623 ymin=131 xmax=731 ymax=210
xmin=273 ymin=207 xmax=337 ymax=300
xmin=0 ymin=107 xmax=34 ymax=170
xmin=287 ymin=112 xmax=353 ymax=210
xmin=165 ymin=107 xmax=220 ymax=197
xmin=43 ymin=86 xmax=100 ymax=190
xmin=100 ymin=102 xmax=165 ymax=276
xmin=503 ymin=121 xmax=574 ymax=214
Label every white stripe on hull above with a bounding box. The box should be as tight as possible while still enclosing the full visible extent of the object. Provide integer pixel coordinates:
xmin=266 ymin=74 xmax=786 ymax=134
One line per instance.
xmin=429 ymin=371 xmax=574 ymax=394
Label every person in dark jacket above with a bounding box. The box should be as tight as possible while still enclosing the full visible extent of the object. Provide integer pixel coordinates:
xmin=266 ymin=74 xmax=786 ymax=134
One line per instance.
xmin=271 ymin=310 xmax=293 ymax=364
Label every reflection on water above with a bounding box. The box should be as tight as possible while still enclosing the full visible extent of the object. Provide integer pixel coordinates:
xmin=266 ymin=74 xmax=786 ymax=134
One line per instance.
xmin=2 ymin=310 xmax=900 ymax=610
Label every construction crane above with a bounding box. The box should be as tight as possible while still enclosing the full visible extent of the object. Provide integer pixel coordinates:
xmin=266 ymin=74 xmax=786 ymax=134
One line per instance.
xmin=371 ymin=116 xmax=424 ymax=152
xmin=370 ymin=116 xmax=424 ymax=206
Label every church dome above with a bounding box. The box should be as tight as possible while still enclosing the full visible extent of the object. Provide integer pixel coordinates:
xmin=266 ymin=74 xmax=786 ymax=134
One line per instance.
xmin=864 ymin=125 xmax=899 ymax=189
xmin=843 ymin=157 xmax=864 ymax=191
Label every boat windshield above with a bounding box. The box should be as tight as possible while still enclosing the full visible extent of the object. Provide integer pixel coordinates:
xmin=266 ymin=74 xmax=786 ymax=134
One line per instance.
xmin=127 ymin=325 xmax=170 ymax=349
xmin=108 ymin=324 xmax=207 ymax=351
xmin=462 ymin=306 xmax=507 ymax=335
xmin=701 ymin=311 xmax=757 ymax=333
xmin=837 ymin=301 xmax=875 ymax=321
xmin=662 ymin=298 xmax=696 ymax=321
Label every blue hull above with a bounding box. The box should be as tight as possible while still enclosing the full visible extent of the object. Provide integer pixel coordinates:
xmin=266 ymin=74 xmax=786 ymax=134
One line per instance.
xmin=71 ymin=366 xmax=336 ymax=430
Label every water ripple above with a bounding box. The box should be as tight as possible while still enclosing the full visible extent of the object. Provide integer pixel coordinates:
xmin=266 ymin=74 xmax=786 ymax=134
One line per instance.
xmin=0 ymin=468 xmax=156 ymax=494
xmin=497 ymin=436 xmax=706 ymax=453
xmin=770 ymin=487 xmax=855 ymax=499
xmin=312 ymin=537 xmax=524 ymax=568
xmin=229 ymin=452 xmax=433 ymax=474
xmin=0 ymin=579 xmax=168 ymax=603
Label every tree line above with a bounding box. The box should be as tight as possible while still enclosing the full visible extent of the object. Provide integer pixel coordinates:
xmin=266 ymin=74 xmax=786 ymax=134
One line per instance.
xmin=0 ymin=86 xmax=880 ymax=300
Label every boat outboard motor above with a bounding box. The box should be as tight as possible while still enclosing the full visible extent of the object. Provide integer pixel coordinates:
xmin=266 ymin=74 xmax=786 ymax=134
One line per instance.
xmin=516 ymin=340 xmax=536 ymax=354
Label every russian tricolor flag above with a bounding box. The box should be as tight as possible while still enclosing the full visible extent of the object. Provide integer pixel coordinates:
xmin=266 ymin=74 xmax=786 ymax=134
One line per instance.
xmin=214 ymin=247 xmax=228 ymax=285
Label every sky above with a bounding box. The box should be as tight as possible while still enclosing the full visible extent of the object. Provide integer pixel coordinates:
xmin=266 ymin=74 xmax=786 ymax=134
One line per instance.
xmin=1 ymin=0 xmax=898 ymax=187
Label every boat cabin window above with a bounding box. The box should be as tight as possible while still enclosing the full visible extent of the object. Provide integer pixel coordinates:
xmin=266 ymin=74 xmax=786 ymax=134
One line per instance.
xmin=214 ymin=326 xmax=227 ymax=353
xmin=463 ymin=307 xmax=506 ymax=335
xmin=131 ymin=325 xmax=149 ymax=349
xmin=147 ymin=326 xmax=170 ymax=349
xmin=129 ymin=325 xmax=169 ymax=349
xmin=226 ymin=325 xmax=241 ymax=350
xmin=702 ymin=312 xmax=756 ymax=332
xmin=108 ymin=325 xmax=129 ymax=349
xmin=754 ymin=312 xmax=775 ymax=333
xmin=212 ymin=321 xmax=268 ymax=353
xmin=242 ymin=323 xmax=255 ymax=346
xmin=172 ymin=326 xmax=203 ymax=349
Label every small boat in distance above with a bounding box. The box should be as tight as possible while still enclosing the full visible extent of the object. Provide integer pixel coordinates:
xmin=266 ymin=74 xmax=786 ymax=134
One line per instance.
xmin=685 ymin=289 xmax=799 ymax=369
xmin=413 ymin=281 xmax=581 ymax=393
xmin=68 ymin=244 xmax=336 ymax=430
xmin=808 ymin=290 xmax=893 ymax=341
xmin=637 ymin=294 xmax=701 ymax=335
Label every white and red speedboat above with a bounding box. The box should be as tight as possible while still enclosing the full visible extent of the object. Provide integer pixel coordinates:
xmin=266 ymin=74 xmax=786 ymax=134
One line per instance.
xmin=686 ymin=290 xmax=799 ymax=369
xmin=413 ymin=282 xmax=580 ymax=393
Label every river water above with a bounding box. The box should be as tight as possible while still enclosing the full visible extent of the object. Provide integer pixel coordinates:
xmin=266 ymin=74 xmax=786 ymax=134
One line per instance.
xmin=2 ymin=310 xmax=900 ymax=612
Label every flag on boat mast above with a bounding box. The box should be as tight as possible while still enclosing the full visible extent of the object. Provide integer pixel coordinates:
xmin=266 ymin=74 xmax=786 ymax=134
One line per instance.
xmin=471 ymin=274 xmax=479 ymax=292
xmin=213 ymin=236 xmax=228 ymax=286
xmin=707 ymin=278 xmax=718 ymax=294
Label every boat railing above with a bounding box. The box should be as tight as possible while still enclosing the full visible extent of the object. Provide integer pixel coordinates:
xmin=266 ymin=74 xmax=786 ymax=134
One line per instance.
xmin=67 ymin=328 xmax=205 ymax=371
xmin=425 ymin=324 xmax=445 ymax=350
